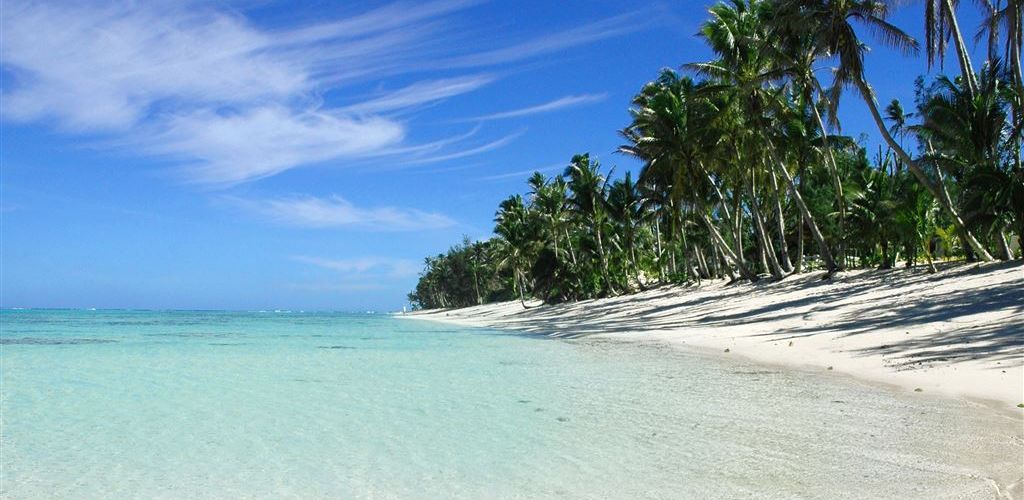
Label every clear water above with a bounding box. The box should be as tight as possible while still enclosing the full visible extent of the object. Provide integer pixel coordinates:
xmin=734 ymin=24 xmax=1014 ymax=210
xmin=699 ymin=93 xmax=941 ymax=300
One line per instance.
xmin=1 ymin=310 xmax=1020 ymax=499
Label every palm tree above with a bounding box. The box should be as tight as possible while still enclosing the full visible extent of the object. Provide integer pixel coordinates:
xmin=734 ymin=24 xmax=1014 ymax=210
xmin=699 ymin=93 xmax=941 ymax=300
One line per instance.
xmin=692 ymin=0 xmax=840 ymax=274
xmin=923 ymin=0 xmax=979 ymax=95
xmin=608 ymin=172 xmax=647 ymax=289
xmin=564 ymin=154 xmax=616 ymax=294
xmin=494 ymin=195 xmax=535 ymax=307
xmin=621 ymin=70 xmax=759 ymax=281
xmin=981 ymin=0 xmax=1022 ymax=87
xmin=914 ymin=61 xmax=1023 ymax=259
xmin=782 ymin=0 xmax=996 ymax=261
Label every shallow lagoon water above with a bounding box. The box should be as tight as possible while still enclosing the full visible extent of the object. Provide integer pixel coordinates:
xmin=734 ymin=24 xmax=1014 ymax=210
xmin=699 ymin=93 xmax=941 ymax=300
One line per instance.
xmin=1 ymin=310 xmax=1020 ymax=499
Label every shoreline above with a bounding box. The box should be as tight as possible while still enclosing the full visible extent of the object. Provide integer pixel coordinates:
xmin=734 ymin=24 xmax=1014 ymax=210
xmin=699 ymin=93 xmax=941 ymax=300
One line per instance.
xmin=403 ymin=261 xmax=1024 ymax=409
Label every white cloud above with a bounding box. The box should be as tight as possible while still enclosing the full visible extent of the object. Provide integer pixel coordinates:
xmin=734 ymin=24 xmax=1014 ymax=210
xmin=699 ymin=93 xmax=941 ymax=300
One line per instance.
xmin=477 ymin=163 xmax=564 ymax=181
xmin=1 ymin=2 xmax=307 ymax=129
xmin=1 ymin=1 xmax=649 ymax=185
xmin=292 ymin=256 xmax=421 ymax=278
xmin=226 ymin=195 xmax=456 ymax=231
xmin=403 ymin=130 xmax=525 ymax=164
xmin=144 ymin=106 xmax=405 ymax=185
xmin=458 ymin=93 xmax=607 ymax=122
xmin=341 ymin=75 xmax=495 ymax=115
xmin=284 ymin=282 xmax=389 ymax=292
xmin=441 ymin=11 xmax=650 ymax=67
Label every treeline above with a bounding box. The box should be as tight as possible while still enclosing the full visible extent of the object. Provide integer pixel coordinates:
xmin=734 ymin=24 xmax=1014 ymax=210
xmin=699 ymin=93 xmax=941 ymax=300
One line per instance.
xmin=409 ymin=0 xmax=1023 ymax=310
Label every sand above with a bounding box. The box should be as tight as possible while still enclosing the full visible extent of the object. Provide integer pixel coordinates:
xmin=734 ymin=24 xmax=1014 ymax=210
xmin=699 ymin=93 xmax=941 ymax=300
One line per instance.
xmin=405 ymin=261 xmax=1024 ymax=409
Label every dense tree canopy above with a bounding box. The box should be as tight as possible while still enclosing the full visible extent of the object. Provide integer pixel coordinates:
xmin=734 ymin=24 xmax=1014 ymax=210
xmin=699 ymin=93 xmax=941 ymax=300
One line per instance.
xmin=409 ymin=0 xmax=1023 ymax=310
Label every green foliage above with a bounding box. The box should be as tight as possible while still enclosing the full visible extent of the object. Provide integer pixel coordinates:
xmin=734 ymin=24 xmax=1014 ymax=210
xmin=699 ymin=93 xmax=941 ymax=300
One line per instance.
xmin=409 ymin=0 xmax=1024 ymax=309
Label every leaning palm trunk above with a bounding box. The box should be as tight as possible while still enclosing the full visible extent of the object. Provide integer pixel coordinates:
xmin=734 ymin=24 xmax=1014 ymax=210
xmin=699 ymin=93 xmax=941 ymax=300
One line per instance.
xmin=564 ymin=228 xmax=578 ymax=266
xmin=943 ymin=0 xmax=979 ymax=96
xmin=854 ymin=78 xmax=995 ymax=261
xmin=748 ymin=179 xmax=785 ymax=279
xmin=999 ymin=229 xmax=1015 ymax=260
xmin=695 ymin=243 xmax=710 ymax=279
xmin=808 ymin=100 xmax=847 ymax=264
xmin=732 ymin=193 xmax=746 ymax=263
xmin=700 ymin=164 xmax=748 ymax=266
xmin=697 ymin=201 xmax=757 ymax=281
xmin=653 ymin=218 xmax=665 ymax=280
xmin=768 ymin=166 xmax=794 ymax=272
xmin=764 ymin=140 xmax=840 ymax=273
xmin=594 ymin=225 xmax=614 ymax=294
xmin=516 ymin=269 xmax=532 ymax=309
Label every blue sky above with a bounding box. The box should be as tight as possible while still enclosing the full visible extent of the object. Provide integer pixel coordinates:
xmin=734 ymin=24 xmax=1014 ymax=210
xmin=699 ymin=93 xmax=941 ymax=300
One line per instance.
xmin=1 ymin=0 xmax=990 ymax=311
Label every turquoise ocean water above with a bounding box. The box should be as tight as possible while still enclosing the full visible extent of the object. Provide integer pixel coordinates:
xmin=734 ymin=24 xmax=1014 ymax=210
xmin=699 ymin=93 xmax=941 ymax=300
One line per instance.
xmin=1 ymin=310 xmax=1020 ymax=499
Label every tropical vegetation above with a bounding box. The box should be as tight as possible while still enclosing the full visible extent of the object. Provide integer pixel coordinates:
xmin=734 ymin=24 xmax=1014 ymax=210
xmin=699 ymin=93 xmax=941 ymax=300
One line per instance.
xmin=409 ymin=0 xmax=1023 ymax=310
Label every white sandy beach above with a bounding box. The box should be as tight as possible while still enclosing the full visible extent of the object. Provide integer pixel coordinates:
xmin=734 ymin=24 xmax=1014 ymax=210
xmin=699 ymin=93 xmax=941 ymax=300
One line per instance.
xmin=407 ymin=261 xmax=1024 ymax=409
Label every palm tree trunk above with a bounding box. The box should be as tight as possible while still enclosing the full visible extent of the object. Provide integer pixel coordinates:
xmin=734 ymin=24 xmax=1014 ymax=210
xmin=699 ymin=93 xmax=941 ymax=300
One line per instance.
xmin=809 ymin=99 xmax=847 ymax=264
xmin=472 ymin=266 xmax=482 ymax=305
xmin=594 ymin=225 xmax=614 ymax=294
xmin=697 ymin=201 xmax=757 ymax=281
xmin=924 ymin=244 xmax=938 ymax=273
xmin=854 ymin=78 xmax=995 ymax=261
xmin=670 ymin=205 xmax=680 ymax=276
xmin=749 ymin=179 xmax=784 ymax=279
xmin=517 ymin=270 xmax=532 ymax=309
xmin=699 ymin=163 xmax=749 ymax=270
xmin=710 ymin=243 xmax=722 ymax=278
xmin=654 ymin=218 xmax=665 ymax=280
xmin=944 ymin=0 xmax=979 ymax=96
xmin=764 ymin=141 xmax=840 ymax=274
xmin=732 ymin=192 xmax=745 ymax=263
xmin=796 ymin=213 xmax=805 ymax=273
xmin=630 ymin=242 xmax=645 ymax=290
xmin=768 ymin=166 xmax=794 ymax=272
xmin=695 ymin=243 xmax=710 ymax=279
xmin=999 ymin=229 xmax=1014 ymax=260
xmin=564 ymin=228 xmax=578 ymax=266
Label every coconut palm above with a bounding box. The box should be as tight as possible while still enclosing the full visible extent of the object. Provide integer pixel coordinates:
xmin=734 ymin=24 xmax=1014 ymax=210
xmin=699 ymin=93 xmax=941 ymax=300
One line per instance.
xmin=914 ymin=61 xmax=1024 ymax=259
xmin=620 ymin=70 xmax=760 ymax=281
xmin=563 ymin=154 xmax=616 ymax=294
xmin=607 ymin=172 xmax=647 ymax=289
xmin=692 ymin=0 xmax=839 ymax=274
xmin=780 ymin=0 xmax=996 ymax=261
xmin=494 ymin=195 xmax=536 ymax=307
xmin=923 ymin=0 xmax=979 ymax=95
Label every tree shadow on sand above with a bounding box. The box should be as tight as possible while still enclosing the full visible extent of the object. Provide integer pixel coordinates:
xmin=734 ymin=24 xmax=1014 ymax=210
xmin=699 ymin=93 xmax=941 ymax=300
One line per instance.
xmin=479 ymin=262 xmax=1024 ymax=368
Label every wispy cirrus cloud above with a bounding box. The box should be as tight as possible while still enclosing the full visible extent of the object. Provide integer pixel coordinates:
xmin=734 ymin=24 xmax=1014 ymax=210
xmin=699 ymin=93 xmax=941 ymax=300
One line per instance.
xmin=288 ymin=255 xmax=423 ymax=295
xmin=225 ymin=195 xmax=456 ymax=231
xmin=143 ymin=106 xmax=405 ymax=185
xmin=340 ymin=75 xmax=496 ymax=115
xmin=1 ymin=1 xmax=650 ymax=185
xmin=477 ymin=163 xmax=564 ymax=181
xmin=441 ymin=10 xmax=653 ymax=67
xmin=457 ymin=93 xmax=607 ymax=122
xmin=403 ymin=130 xmax=526 ymax=164
xmin=292 ymin=256 xmax=421 ymax=278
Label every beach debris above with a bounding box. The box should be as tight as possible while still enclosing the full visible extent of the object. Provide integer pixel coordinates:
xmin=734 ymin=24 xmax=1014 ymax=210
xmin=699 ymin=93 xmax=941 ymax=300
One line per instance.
xmin=556 ymin=417 xmax=569 ymax=422
xmin=724 ymin=348 xmax=730 ymax=353
xmin=788 ymin=341 xmax=793 ymax=347
xmin=914 ymin=388 xmax=923 ymax=392
xmin=827 ymin=366 xmax=833 ymax=370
